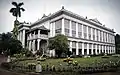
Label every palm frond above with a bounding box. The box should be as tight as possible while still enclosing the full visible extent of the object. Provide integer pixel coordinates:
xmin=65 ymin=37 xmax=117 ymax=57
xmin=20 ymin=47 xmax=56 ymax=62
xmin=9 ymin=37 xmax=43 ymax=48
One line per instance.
xmin=18 ymin=2 xmax=24 ymax=7
xmin=20 ymin=8 xmax=25 ymax=11
xmin=9 ymin=8 xmax=16 ymax=13
xmin=12 ymin=2 xmax=18 ymax=7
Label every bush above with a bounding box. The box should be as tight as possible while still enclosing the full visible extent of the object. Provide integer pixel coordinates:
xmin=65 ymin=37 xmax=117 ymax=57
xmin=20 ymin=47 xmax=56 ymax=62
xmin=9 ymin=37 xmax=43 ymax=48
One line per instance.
xmin=13 ymin=53 xmax=23 ymax=58
xmin=63 ymin=57 xmax=73 ymax=62
xmin=1 ymin=62 xmax=11 ymax=69
xmin=26 ymin=51 xmax=33 ymax=57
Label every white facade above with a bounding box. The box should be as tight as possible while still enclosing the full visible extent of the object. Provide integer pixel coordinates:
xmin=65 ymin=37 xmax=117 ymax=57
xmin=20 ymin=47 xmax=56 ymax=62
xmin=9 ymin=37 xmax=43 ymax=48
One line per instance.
xmin=18 ymin=7 xmax=116 ymax=56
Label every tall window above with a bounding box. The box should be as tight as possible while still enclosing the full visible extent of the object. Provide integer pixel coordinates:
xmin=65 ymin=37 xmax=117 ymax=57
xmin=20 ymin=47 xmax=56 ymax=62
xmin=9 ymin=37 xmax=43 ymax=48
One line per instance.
xmin=78 ymin=42 xmax=82 ymax=49
xmin=72 ymin=41 xmax=76 ymax=48
xmin=84 ymin=43 xmax=87 ymax=49
xmin=93 ymin=28 xmax=95 ymax=40
xmin=64 ymin=19 xmax=70 ymax=36
xmin=88 ymin=27 xmax=91 ymax=40
xmin=72 ymin=21 xmax=76 ymax=37
xmin=55 ymin=19 xmax=62 ymax=35
xmin=78 ymin=23 xmax=82 ymax=38
xmin=96 ymin=29 xmax=99 ymax=41
xmin=83 ymin=25 xmax=87 ymax=39
xmin=103 ymin=32 xmax=104 ymax=42
xmin=106 ymin=33 xmax=107 ymax=42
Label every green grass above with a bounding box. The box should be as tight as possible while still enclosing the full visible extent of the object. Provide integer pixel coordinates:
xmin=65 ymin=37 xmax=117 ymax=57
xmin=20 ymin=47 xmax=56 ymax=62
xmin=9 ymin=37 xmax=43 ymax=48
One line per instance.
xmin=14 ymin=56 xmax=120 ymax=68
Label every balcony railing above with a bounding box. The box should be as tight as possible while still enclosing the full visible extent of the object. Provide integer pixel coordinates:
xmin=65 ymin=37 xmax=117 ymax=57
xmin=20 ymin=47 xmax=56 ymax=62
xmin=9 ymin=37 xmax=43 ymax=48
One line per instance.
xmin=27 ymin=34 xmax=48 ymax=40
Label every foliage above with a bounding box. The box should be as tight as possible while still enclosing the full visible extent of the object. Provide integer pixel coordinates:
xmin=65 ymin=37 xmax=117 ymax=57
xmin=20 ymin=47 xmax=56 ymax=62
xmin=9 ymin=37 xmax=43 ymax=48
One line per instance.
xmin=10 ymin=1 xmax=25 ymax=39
xmin=10 ymin=2 xmax=25 ymax=20
xmin=48 ymin=34 xmax=69 ymax=57
xmin=0 ymin=32 xmax=22 ymax=55
xmin=115 ymin=34 xmax=120 ymax=54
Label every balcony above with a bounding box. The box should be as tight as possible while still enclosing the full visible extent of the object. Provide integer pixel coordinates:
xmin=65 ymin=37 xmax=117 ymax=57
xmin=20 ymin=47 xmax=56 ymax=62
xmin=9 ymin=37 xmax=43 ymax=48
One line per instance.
xmin=27 ymin=34 xmax=48 ymax=40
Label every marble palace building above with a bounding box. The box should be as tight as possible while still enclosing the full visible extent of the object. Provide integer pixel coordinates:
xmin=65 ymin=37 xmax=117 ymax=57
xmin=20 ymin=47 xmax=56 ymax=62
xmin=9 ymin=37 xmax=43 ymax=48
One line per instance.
xmin=17 ymin=7 xmax=115 ymax=56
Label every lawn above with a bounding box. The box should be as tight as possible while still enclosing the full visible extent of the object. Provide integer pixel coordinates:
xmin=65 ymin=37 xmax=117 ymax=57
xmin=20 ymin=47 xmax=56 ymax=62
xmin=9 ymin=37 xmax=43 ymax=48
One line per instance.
xmin=14 ymin=56 xmax=120 ymax=67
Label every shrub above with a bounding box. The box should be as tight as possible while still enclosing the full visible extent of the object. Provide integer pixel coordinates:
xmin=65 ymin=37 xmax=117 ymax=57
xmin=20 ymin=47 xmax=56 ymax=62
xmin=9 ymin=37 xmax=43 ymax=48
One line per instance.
xmin=1 ymin=62 xmax=11 ymax=70
xmin=26 ymin=51 xmax=33 ymax=57
xmin=27 ymin=63 xmax=36 ymax=71
xmin=63 ymin=57 xmax=73 ymax=62
xmin=13 ymin=53 xmax=23 ymax=58
xmin=72 ymin=61 xmax=78 ymax=66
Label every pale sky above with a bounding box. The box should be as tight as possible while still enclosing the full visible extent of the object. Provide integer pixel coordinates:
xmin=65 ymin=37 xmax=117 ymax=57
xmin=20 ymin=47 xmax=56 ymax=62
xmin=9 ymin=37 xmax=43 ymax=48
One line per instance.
xmin=0 ymin=0 xmax=120 ymax=34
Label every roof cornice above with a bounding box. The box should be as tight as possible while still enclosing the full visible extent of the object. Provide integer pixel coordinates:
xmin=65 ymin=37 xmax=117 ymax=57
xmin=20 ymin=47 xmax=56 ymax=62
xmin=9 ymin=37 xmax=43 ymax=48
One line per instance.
xmin=30 ymin=8 xmax=115 ymax=33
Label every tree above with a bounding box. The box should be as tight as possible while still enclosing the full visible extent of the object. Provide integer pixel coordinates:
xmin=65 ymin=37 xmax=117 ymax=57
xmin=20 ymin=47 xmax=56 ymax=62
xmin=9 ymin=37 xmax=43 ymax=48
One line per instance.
xmin=0 ymin=32 xmax=22 ymax=55
xmin=48 ymin=34 xmax=69 ymax=57
xmin=10 ymin=1 xmax=25 ymax=39
xmin=115 ymin=34 xmax=120 ymax=54
xmin=10 ymin=2 xmax=25 ymax=20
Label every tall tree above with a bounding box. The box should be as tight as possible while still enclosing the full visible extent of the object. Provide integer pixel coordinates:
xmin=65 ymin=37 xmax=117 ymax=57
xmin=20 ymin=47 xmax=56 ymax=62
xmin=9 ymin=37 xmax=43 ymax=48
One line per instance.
xmin=10 ymin=2 xmax=25 ymax=20
xmin=9 ymin=2 xmax=25 ymax=39
xmin=48 ymin=34 xmax=69 ymax=57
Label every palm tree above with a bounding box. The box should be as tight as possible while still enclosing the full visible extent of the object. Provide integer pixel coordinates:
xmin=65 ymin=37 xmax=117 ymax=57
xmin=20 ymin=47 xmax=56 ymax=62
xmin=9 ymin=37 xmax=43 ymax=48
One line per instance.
xmin=9 ymin=2 xmax=25 ymax=39
xmin=10 ymin=2 xmax=25 ymax=20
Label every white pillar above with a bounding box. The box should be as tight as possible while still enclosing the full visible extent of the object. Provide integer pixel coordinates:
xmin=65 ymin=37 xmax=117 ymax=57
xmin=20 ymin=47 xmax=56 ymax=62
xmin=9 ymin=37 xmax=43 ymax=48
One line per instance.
xmin=91 ymin=44 xmax=93 ymax=55
xmin=105 ymin=45 xmax=106 ymax=54
xmin=87 ymin=43 xmax=89 ymax=55
xmin=38 ymin=30 xmax=40 ymax=38
xmin=37 ymin=39 xmax=40 ymax=50
xmin=61 ymin=18 xmax=65 ymax=35
xmin=76 ymin=23 xmax=78 ymax=38
xmin=29 ymin=40 xmax=31 ymax=51
xmin=50 ymin=23 xmax=52 ymax=37
xmin=69 ymin=20 xmax=72 ymax=37
xmin=76 ymin=42 xmax=79 ymax=55
xmin=32 ymin=40 xmax=36 ymax=54
xmin=69 ymin=41 xmax=72 ymax=52
xmin=82 ymin=42 xmax=84 ymax=55
xmin=53 ymin=22 xmax=55 ymax=36
xmin=22 ymin=30 xmax=25 ymax=48
xmin=99 ymin=45 xmax=101 ymax=54
xmin=95 ymin=44 xmax=98 ymax=55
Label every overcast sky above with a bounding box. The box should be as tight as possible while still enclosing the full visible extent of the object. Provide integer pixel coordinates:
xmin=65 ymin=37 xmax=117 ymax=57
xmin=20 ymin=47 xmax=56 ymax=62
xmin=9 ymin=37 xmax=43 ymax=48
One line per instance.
xmin=0 ymin=0 xmax=120 ymax=34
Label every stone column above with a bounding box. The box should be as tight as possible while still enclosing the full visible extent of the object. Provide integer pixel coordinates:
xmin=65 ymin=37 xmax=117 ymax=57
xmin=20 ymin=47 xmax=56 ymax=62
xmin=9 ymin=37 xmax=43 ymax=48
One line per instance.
xmin=61 ymin=18 xmax=65 ymax=35
xmin=99 ymin=45 xmax=101 ymax=54
xmin=37 ymin=39 xmax=41 ymax=50
xmin=76 ymin=42 xmax=79 ymax=55
xmin=69 ymin=20 xmax=72 ymax=37
xmin=69 ymin=41 xmax=72 ymax=52
xmin=32 ymin=40 xmax=35 ymax=52
xmin=50 ymin=23 xmax=52 ymax=37
xmin=91 ymin=44 xmax=93 ymax=55
xmin=76 ymin=23 xmax=78 ymax=38
xmin=87 ymin=43 xmax=89 ymax=55
xmin=105 ymin=45 xmax=106 ymax=54
xmin=38 ymin=30 xmax=41 ymax=38
xmin=95 ymin=44 xmax=98 ymax=55
xmin=22 ymin=30 xmax=25 ymax=48
xmin=53 ymin=22 xmax=55 ymax=37
xmin=29 ymin=40 xmax=32 ymax=51
xmin=82 ymin=42 xmax=84 ymax=55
